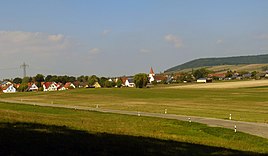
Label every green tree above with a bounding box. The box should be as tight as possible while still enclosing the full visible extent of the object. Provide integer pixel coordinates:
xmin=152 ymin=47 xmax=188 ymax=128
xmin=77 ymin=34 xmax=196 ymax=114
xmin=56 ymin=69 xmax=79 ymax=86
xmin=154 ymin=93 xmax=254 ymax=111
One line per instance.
xmin=226 ymin=70 xmax=233 ymax=78
xmin=58 ymin=75 xmax=68 ymax=84
xmin=22 ymin=77 xmax=30 ymax=84
xmin=13 ymin=77 xmax=22 ymax=84
xmin=88 ymin=75 xmax=99 ymax=86
xmin=104 ymin=80 xmax=113 ymax=88
xmin=134 ymin=73 xmax=148 ymax=88
xmin=18 ymin=83 xmax=28 ymax=92
xmin=193 ymin=68 xmax=210 ymax=79
xmin=50 ymin=75 xmax=59 ymax=82
xmin=177 ymin=73 xmax=193 ymax=82
xmin=77 ymin=75 xmax=89 ymax=83
xmin=116 ymin=79 xmax=123 ymax=88
xmin=99 ymin=77 xmax=108 ymax=87
xmin=34 ymin=74 xmax=45 ymax=87
xmin=34 ymin=74 xmax=44 ymax=82
xmin=67 ymin=76 xmax=76 ymax=83
xmin=45 ymin=75 xmax=53 ymax=82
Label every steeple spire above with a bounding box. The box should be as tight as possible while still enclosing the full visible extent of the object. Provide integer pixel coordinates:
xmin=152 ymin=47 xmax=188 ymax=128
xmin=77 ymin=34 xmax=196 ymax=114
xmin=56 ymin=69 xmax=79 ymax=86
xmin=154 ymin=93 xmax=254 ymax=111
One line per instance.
xmin=150 ymin=67 xmax=154 ymax=75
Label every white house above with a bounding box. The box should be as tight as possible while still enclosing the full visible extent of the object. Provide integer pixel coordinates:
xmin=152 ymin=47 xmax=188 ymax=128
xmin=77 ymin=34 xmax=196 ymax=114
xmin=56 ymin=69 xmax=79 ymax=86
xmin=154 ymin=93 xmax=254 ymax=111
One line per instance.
xmin=3 ymin=84 xmax=16 ymax=93
xmin=125 ymin=78 xmax=135 ymax=87
xmin=43 ymin=82 xmax=58 ymax=91
xmin=28 ymin=83 xmax=39 ymax=92
xmin=197 ymin=78 xmax=212 ymax=83
xmin=64 ymin=82 xmax=76 ymax=89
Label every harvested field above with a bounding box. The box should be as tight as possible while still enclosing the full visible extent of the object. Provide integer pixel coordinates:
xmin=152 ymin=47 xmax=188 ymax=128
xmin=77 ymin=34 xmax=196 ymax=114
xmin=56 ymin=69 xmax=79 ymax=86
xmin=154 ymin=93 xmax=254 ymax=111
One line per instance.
xmin=170 ymin=80 xmax=268 ymax=89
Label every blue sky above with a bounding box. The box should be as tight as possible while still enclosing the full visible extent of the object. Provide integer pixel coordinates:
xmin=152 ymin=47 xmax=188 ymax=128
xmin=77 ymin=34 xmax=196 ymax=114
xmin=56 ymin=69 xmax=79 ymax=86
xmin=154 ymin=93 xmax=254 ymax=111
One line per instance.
xmin=0 ymin=0 xmax=268 ymax=79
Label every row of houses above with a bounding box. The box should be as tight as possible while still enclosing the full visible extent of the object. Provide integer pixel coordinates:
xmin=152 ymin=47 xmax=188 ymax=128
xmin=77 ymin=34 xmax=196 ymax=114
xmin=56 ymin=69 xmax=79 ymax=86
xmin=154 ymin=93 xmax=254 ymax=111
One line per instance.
xmin=0 ymin=67 xmax=173 ymax=93
xmin=0 ymin=81 xmax=77 ymax=93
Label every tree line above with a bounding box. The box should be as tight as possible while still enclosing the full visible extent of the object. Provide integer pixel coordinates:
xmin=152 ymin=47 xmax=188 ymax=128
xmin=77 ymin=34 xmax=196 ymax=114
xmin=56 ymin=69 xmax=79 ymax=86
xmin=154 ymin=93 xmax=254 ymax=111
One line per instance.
xmin=3 ymin=73 xmax=150 ymax=89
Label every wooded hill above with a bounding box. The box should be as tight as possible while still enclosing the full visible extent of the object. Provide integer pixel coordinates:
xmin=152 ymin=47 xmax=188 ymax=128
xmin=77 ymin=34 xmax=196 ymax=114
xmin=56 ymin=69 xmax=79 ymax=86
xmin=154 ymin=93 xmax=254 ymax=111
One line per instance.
xmin=165 ymin=54 xmax=268 ymax=72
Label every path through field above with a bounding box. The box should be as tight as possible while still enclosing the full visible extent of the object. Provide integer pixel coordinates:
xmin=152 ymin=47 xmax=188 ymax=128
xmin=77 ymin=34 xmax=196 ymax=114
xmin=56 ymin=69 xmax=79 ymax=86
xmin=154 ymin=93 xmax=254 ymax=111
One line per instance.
xmin=1 ymin=99 xmax=268 ymax=139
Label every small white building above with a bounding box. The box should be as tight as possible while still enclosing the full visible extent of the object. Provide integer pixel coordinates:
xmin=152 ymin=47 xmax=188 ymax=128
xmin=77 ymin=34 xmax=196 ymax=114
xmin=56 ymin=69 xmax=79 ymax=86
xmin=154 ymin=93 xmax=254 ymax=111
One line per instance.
xmin=148 ymin=67 xmax=155 ymax=83
xmin=28 ymin=83 xmax=39 ymax=92
xmin=125 ymin=78 xmax=135 ymax=87
xmin=197 ymin=78 xmax=212 ymax=83
xmin=43 ymin=82 xmax=58 ymax=91
xmin=3 ymin=84 xmax=16 ymax=93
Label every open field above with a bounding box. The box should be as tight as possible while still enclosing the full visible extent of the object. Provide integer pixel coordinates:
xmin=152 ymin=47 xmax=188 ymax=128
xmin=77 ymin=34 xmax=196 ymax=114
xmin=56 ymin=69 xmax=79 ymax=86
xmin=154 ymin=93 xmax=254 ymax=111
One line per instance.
xmin=170 ymin=79 xmax=268 ymax=89
xmin=0 ymin=102 xmax=268 ymax=155
xmin=1 ymin=80 xmax=268 ymax=123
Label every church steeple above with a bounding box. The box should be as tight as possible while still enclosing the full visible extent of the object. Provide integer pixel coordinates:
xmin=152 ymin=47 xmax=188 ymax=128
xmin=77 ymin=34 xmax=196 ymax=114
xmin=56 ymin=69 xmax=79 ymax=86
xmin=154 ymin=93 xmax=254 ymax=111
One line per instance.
xmin=149 ymin=67 xmax=155 ymax=83
xmin=150 ymin=67 xmax=155 ymax=75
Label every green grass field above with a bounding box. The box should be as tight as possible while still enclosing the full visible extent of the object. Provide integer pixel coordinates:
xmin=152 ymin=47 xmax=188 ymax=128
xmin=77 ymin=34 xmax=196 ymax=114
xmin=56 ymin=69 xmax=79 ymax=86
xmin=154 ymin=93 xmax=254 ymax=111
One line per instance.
xmin=1 ymin=86 xmax=268 ymax=123
xmin=0 ymin=102 xmax=268 ymax=155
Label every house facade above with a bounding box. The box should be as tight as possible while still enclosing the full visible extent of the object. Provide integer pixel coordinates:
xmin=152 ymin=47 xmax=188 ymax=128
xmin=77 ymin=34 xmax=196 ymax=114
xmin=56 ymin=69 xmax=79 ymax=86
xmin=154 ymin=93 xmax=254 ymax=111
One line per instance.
xmin=2 ymin=84 xmax=16 ymax=93
xmin=125 ymin=78 xmax=135 ymax=87
xmin=64 ymin=82 xmax=76 ymax=89
xmin=27 ymin=83 xmax=39 ymax=92
xmin=43 ymin=82 xmax=58 ymax=91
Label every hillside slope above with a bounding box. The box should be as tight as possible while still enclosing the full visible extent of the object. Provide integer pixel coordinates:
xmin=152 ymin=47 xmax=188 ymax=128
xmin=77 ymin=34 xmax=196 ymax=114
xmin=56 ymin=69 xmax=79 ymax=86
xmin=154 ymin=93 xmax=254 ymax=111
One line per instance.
xmin=165 ymin=54 xmax=268 ymax=72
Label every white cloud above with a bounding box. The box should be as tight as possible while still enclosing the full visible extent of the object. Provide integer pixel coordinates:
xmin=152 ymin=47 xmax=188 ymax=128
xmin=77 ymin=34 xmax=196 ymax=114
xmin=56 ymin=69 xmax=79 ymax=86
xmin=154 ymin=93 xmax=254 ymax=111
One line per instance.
xmin=164 ymin=34 xmax=183 ymax=48
xmin=0 ymin=31 xmax=73 ymax=55
xmin=140 ymin=48 xmax=151 ymax=53
xmin=101 ymin=29 xmax=112 ymax=36
xmin=89 ymin=48 xmax=101 ymax=54
xmin=48 ymin=34 xmax=64 ymax=42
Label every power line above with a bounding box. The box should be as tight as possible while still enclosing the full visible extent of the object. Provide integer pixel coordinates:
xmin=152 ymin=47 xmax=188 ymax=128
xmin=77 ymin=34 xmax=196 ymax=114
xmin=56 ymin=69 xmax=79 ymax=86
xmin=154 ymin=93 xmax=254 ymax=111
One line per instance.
xmin=20 ymin=62 xmax=29 ymax=78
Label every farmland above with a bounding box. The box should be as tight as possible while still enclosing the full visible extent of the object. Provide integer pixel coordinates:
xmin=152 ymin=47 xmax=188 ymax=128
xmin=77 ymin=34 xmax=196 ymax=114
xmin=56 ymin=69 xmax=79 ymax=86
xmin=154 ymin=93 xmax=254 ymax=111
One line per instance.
xmin=1 ymin=82 xmax=268 ymax=123
xmin=1 ymin=80 xmax=268 ymax=155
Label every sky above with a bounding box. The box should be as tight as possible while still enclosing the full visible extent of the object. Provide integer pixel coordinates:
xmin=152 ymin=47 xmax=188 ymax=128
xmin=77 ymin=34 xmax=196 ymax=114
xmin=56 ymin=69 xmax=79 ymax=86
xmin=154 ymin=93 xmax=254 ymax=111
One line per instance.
xmin=0 ymin=0 xmax=268 ymax=79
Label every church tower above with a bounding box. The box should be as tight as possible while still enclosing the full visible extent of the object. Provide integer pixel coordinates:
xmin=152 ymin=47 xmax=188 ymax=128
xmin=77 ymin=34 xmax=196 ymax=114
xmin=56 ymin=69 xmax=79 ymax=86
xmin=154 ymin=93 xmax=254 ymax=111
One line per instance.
xmin=149 ymin=67 xmax=155 ymax=83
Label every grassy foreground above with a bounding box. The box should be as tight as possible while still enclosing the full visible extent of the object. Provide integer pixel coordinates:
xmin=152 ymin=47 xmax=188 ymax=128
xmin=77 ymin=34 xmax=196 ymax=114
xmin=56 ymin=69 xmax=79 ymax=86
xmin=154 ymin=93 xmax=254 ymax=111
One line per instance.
xmin=0 ymin=102 xmax=268 ymax=155
xmin=1 ymin=86 xmax=268 ymax=123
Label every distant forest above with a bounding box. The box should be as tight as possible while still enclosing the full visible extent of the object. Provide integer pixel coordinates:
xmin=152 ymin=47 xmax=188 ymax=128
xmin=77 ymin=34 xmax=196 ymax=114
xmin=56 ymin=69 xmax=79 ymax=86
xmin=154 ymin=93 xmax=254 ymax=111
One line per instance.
xmin=165 ymin=54 xmax=268 ymax=72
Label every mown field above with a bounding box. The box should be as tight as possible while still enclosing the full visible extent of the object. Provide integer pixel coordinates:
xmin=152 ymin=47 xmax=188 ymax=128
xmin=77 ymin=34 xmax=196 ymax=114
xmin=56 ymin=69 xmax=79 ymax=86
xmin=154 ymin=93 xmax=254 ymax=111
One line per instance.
xmin=0 ymin=102 xmax=268 ymax=155
xmin=1 ymin=85 xmax=268 ymax=123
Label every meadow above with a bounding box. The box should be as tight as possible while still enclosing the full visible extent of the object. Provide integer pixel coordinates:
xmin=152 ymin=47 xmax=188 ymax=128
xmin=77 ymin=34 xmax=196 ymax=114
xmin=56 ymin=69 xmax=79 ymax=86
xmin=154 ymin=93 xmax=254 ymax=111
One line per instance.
xmin=0 ymin=102 xmax=268 ymax=155
xmin=1 ymin=86 xmax=268 ymax=123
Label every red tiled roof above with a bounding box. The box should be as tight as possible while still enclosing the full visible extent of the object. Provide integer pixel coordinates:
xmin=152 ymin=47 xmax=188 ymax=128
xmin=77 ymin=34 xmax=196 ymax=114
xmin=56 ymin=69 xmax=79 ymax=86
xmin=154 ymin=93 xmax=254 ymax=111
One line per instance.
xmin=43 ymin=82 xmax=52 ymax=89
xmin=208 ymin=73 xmax=226 ymax=78
xmin=154 ymin=75 xmax=166 ymax=81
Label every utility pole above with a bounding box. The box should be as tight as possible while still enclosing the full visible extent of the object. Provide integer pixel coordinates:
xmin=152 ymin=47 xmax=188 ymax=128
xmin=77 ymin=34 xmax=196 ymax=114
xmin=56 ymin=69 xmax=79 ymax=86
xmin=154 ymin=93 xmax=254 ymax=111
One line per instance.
xmin=20 ymin=62 xmax=29 ymax=78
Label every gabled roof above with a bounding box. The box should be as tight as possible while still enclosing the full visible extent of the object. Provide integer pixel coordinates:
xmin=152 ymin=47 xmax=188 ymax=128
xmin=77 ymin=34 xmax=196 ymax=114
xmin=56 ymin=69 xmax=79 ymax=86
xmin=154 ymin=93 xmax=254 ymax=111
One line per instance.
xmin=43 ymin=82 xmax=57 ymax=89
xmin=154 ymin=75 xmax=166 ymax=81
xmin=208 ymin=73 xmax=226 ymax=78
xmin=64 ymin=82 xmax=75 ymax=88
xmin=2 ymin=84 xmax=15 ymax=91
xmin=43 ymin=82 xmax=52 ymax=89
xmin=120 ymin=77 xmax=128 ymax=84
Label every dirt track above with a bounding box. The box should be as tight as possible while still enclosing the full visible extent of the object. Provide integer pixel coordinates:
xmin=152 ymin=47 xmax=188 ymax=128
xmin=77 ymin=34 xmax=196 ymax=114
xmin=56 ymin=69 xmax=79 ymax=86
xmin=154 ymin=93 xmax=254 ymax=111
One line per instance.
xmin=170 ymin=79 xmax=268 ymax=89
xmin=1 ymin=99 xmax=268 ymax=139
